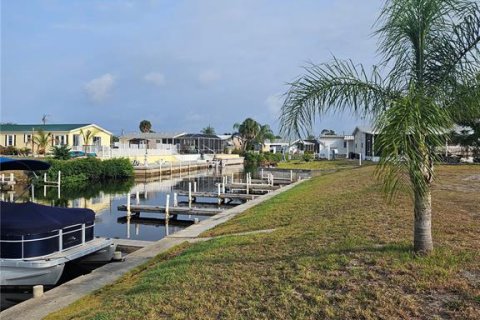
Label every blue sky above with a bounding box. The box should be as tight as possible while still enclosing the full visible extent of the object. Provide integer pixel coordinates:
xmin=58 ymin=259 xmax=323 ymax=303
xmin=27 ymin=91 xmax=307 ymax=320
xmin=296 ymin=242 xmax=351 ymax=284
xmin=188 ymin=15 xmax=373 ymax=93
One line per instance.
xmin=2 ymin=0 xmax=383 ymax=136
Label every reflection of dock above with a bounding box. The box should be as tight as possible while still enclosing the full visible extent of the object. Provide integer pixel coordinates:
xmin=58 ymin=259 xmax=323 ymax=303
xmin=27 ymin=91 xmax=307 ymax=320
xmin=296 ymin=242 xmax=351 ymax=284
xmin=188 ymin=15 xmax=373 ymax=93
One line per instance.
xmin=117 ymin=216 xmax=194 ymax=227
xmin=117 ymin=204 xmax=223 ymax=216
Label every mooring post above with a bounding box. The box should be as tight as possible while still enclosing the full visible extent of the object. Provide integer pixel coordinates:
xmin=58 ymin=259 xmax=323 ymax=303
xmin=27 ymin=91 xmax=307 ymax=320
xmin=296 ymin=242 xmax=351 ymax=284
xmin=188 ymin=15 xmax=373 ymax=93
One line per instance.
xmin=159 ymin=161 xmax=162 ymax=177
xmin=57 ymin=182 xmax=61 ymax=199
xmin=188 ymin=182 xmax=192 ymax=208
xmin=290 ymin=170 xmax=293 ymax=182
xmin=1 ymin=174 xmax=4 ymax=184
xmin=359 ymin=153 xmax=362 ymax=166
xmin=271 ymin=174 xmax=274 ymax=186
xmin=246 ymin=175 xmax=250 ymax=194
xmin=135 ymin=223 xmax=139 ymax=236
xmin=261 ymin=168 xmax=264 ymax=179
xmin=144 ymin=190 xmax=148 ymax=199
xmin=10 ymin=173 xmax=14 ymax=183
xmin=126 ymin=215 xmax=131 ymax=239
xmin=136 ymin=191 xmax=140 ymax=205
xmin=173 ymin=192 xmax=178 ymax=207
xmin=44 ymin=172 xmax=47 ymax=183
xmin=58 ymin=171 xmax=61 ymax=186
xmin=193 ymin=181 xmax=197 ymax=193
xmin=31 ymin=184 xmax=35 ymax=202
xmin=231 ymin=173 xmax=234 ymax=184
xmin=127 ymin=193 xmax=131 ymax=217
xmin=33 ymin=285 xmax=44 ymax=298
xmin=217 ymin=183 xmax=221 ymax=204
xmin=165 ymin=194 xmax=170 ymax=220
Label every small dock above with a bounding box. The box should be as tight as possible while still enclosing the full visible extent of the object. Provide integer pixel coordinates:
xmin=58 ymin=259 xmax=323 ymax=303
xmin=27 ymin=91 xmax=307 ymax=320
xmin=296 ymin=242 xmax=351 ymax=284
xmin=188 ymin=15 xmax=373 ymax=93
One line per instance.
xmin=0 ymin=173 xmax=16 ymax=190
xmin=117 ymin=216 xmax=195 ymax=226
xmin=176 ymin=191 xmax=258 ymax=203
xmin=118 ymin=204 xmax=223 ymax=216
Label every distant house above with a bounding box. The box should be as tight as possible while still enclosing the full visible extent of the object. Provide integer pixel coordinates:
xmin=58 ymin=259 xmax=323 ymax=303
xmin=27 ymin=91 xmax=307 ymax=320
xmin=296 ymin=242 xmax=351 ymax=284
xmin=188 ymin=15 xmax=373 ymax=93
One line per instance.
xmin=351 ymin=126 xmax=380 ymax=161
xmin=264 ymin=139 xmax=291 ymax=154
xmin=118 ymin=132 xmax=231 ymax=154
xmin=318 ymin=134 xmax=354 ymax=159
xmin=118 ymin=132 xmax=186 ymax=149
xmin=0 ymin=123 xmax=112 ymax=153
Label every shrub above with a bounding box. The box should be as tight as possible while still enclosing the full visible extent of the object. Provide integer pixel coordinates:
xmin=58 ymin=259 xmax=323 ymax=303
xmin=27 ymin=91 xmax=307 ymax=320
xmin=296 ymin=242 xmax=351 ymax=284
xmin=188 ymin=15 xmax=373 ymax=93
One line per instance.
xmin=52 ymin=145 xmax=71 ymax=160
xmin=1 ymin=146 xmax=19 ymax=155
xmin=303 ymin=152 xmax=314 ymax=162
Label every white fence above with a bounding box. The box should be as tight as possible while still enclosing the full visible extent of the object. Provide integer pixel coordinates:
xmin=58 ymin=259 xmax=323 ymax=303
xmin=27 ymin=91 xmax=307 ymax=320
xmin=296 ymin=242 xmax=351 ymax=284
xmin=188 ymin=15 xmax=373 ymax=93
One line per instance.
xmin=71 ymin=144 xmax=179 ymax=159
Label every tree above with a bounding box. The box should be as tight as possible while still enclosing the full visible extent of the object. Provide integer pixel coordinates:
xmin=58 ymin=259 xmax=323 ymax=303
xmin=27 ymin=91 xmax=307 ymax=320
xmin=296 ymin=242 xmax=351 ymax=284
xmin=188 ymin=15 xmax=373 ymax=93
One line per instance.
xmin=321 ymin=129 xmax=336 ymax=135
xmin=52 ymin=145 xmax=71 ymax=160
xmin=33 ymin=129 xmax=52 ymax=155
xmin=80 ymin=129 xmax=98 ymax=152
xmin=280 ymin=0 xmax=480 ymax=254
xmin=201 ymin=125 xmax=216 ymax=135
xmin=139 ymin=120 xmax=152 ymax=133
xmin=233 ymin=118 xmax=275 ymax=151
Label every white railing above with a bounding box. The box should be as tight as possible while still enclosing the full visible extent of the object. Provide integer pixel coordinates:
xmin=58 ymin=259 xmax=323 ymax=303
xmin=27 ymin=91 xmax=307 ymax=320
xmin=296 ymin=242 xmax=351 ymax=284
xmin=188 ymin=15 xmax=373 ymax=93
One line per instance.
xmin=70 ymin=144 xmax=179 ymax=159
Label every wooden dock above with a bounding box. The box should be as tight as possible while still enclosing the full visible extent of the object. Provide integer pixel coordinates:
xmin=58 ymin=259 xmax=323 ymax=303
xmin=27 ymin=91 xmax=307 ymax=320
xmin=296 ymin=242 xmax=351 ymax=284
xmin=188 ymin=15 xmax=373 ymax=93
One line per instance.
xmin=117 ymin=204 xmax=223 ymax=216
xmin=176 ymin=191 xmax=258 ymax=203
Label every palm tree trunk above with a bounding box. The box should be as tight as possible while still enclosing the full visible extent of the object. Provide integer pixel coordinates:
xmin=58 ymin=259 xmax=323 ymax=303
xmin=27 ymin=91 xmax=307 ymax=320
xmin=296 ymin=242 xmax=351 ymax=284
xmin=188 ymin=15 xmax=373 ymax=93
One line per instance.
xmin=413 ymin=188 xmax=433 ymax=254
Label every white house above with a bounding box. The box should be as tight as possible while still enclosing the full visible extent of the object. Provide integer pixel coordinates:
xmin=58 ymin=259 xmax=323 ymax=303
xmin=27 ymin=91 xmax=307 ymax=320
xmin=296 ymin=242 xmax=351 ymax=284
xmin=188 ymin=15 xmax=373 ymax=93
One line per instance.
xmin=318 ymin=135 xmax=354 ymax=159
xmin=351 ymin=126 xmax=380 ymax=162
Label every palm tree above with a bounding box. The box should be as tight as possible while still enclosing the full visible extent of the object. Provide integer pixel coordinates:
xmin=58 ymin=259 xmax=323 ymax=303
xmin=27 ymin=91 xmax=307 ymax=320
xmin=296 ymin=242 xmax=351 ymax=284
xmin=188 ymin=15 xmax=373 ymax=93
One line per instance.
xmin=139 ymin=120 xmax=152 ymax=133
xmin=233 ymin=118 xmax=261 ymax=150
xmin=201 ymin=125 xmax=216 ymax=135
xmin=33 ymin=129 xmax=52 ymax=155
xmin=80 ymin=128 xmax=98 ymax=152
xmin=280 ymin=0 xmax=479 ymax=254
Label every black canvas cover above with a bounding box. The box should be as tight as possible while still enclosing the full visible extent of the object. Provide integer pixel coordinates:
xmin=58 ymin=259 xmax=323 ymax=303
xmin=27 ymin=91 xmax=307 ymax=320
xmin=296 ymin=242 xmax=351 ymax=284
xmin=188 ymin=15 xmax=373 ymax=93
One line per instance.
xmin=0 ymin=157 xmax=51 ymax=171
xmin=0 ymin=201 xmax=95 ymax=237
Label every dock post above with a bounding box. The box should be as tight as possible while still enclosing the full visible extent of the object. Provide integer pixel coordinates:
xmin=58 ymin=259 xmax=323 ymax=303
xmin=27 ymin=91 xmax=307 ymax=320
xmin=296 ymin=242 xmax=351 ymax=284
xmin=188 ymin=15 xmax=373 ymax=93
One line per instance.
xmin=159 ymin=161 xmax=162 ymax=177
xmin=271 ymin=174 xmax=274 ymax=186
xmin=58 ymin=171 xmax=61 ymax=186
xmin=136 ymin=191 xmax=140 ymax=205
xmin=31 ymin=184 xmax=35 ymax=202
xmin=246 ymin=175 xmax=250 ymax=194
xmin=261 ymin=168 xmax=264 ymax=179
xmin=44 ymin=185 xmax=47 ymax=197
xmin=290 ymin=170 xmax=293 ymax=182
xmin=222 ymin=180 xmax=225 ymax=194
xmin=217 ymin=183 xmax=221 ymax=204
xmin=10 ymin=173 xmax=14 ymax=183
xmin=359 ymin=153 xmax=362 ymax=166
xmin=188 ymin=182 xmax=192 ymax=208
xmin=165 ymin=194 xmax=170 ymax=220
xmin=144 ymin=190 xmax=148 ymax=199
xmin=193 ymin=181 xmax=197 ymax=193
xmin=9 ymin=192 xmax=14 ymax=202
xmin=33 ymin=285 xmax=44 ymax=298
xmin=44 ymin=173 xmax=47 ymax=183
xmin=57 ymin=182 xmax=61 ymax=199
xmin=231 ymin=173 xmax=234 ymax=184
xmin=173 ymin=192 xmax=178 ymax=207
xmin=126 ymin=215 xmax=131 ymax=239
xmin=127 ymin=193 xmax=131 ymax=217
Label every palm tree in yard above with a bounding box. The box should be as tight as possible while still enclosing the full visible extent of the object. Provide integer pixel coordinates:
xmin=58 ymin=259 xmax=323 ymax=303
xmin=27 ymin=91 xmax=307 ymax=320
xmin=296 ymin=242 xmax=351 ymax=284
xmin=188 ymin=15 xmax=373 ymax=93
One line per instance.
xmin=280 ymin=0 xmax=479 ymax=254
xmin=80 ymin=129 xmax=98 ymax=152
xmin=201 ymin=125 xmax=216 ymax=135
xmin=33 ymin=129 xmax=52 ymax=155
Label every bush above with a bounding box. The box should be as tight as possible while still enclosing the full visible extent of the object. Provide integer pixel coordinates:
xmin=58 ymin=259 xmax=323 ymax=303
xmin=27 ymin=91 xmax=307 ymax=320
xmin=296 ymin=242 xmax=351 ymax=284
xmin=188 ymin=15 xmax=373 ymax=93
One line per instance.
xmin=303 ymin=152 xmax=314 ymax=162
xmin=1 ymin=146 xmax=19 ymax=155
xmin=243 ymin=151 xmax=282 ymax=167
xmin=52 ymin=145 xmax=71 ymax=160
xmin=45 ymin=157 xmax=133 ymax=185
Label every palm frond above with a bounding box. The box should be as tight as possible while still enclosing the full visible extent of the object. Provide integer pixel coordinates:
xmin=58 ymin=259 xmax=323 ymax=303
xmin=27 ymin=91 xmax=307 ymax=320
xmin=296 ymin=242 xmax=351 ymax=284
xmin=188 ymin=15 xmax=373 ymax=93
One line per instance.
xmin=280 ymin=58 xmax=396 ymax=137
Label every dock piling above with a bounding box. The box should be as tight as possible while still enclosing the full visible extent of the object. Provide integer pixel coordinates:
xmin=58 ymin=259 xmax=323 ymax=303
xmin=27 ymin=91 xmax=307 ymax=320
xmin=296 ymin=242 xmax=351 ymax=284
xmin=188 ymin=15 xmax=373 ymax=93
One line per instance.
xmin=173 ymin=192 xmax=178 ymax=207
xmin=136 ymin=191 xmax=140 ymax=205
xmin=193 ymin=181 xmax=197 ymax=193
xmin=290 ymin=170 xmax=293 ymax=182
xmin=217 ymin=183 xmax=221 ymax=204
xmin=33 ymin=285 xmax=44 ymax=298
xmin=188 ymin=182 xmax=192 ymax=208
xmin=165 ymin=194 xmax=170 ymax=219
xmin=127 ymin=193 xmax=131 ymax=217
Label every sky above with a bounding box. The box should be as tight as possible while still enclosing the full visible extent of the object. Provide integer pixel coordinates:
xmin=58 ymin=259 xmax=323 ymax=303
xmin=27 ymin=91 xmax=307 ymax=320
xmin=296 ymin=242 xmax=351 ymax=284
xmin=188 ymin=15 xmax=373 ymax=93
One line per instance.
xmin=1 ymin=0 xmax=384 ymax=136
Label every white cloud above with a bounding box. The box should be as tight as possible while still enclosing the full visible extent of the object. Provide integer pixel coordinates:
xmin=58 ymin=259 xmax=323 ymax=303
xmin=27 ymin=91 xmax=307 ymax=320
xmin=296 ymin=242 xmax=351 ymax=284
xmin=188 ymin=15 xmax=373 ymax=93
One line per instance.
xmin=84 ymin=73 xmax=115 ymax=103
xmin=144 ymin=72 xmax=166 ymax=86
xmin=198 ymin=69 xmax=221 ymax=86
xmin=265 ymin=94 xmax=283 ymax=116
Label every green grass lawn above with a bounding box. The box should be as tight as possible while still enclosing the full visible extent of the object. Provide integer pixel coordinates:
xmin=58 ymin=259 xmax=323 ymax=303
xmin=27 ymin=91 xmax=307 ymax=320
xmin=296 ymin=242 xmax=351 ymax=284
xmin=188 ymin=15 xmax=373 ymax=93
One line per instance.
xmin=276 ymin=158 xmax=363 ymax=170
xmin=47 ymin=165 xmax=480 ymax=320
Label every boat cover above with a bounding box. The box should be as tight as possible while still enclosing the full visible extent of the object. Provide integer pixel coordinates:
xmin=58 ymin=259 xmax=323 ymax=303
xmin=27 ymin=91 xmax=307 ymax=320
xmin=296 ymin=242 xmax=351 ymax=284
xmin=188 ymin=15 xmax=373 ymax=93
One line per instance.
xmin=0 ymin=157 xmax=51 ymax=171
xmin=0 ymin=201 xmax=95 ymax=236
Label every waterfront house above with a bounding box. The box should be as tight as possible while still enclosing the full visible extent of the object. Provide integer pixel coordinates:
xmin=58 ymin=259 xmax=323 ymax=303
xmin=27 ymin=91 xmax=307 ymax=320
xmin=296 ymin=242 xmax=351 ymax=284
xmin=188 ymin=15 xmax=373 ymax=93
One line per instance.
xmin=0 ymin=123 xmax=112 ymax=154
xmin=318 ymin=134 xmax=355 ymax=159
xmin=351 ymin=126 xmax=380 ymax=161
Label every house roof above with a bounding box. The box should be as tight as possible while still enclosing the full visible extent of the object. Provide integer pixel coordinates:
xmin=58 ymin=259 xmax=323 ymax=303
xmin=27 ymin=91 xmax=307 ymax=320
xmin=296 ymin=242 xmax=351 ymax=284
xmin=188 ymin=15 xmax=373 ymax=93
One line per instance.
xmin=0 ymin=123 xmax=92 ymax=132
xmin=119 ymin=132 xmax=186 ymax=140
xmin=352 ymin=126 xmax=378 ymax=135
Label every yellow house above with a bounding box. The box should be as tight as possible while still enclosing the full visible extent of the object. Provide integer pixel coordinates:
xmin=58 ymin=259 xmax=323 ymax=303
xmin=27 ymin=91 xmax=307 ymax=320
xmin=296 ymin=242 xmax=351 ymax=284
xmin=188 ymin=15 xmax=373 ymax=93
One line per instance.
xmin=0 ymin=123 xmax=112 ymax=153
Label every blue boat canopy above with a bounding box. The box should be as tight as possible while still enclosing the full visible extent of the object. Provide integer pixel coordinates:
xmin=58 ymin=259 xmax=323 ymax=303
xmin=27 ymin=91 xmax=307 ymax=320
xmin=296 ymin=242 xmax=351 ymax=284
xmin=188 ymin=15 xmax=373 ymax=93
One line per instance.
xmin=0 ymin=201 xmax=95 ymax=236
xmin=0 ymin=157 xmax=51 ymax=171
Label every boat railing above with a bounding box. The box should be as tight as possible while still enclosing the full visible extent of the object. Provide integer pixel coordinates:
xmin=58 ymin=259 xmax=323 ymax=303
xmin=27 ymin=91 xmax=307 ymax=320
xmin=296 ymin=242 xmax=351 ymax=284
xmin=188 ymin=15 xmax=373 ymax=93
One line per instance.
xmin=0 ymin=222 xmax=94 ymax=260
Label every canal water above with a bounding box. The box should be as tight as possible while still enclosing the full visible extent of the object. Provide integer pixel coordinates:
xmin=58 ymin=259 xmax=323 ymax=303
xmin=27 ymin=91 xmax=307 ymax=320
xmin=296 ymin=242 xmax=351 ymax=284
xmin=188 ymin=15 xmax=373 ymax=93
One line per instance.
xmin=0 ymin=166 xmax=246 ymax=310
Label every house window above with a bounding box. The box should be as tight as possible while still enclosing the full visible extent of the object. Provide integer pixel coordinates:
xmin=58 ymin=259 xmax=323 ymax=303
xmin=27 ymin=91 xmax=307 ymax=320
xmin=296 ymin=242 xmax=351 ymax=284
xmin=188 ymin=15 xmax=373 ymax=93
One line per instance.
xmin=54 ymin=135 xmax=66 ymax=146
xmin=93 ymin=136 xmax=101 ymax=146
xmin=24 ymin=134 xmax=32 ymax=144
xmin=7 ymin=135 xmax=15 ymax=146
xmin=361 ymin=142 xmax=364 ymax=148
xmin=73 ymin=134 xmax=80 ymax=146
xmin=343 ymin=141 xmax=347 ymax=148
